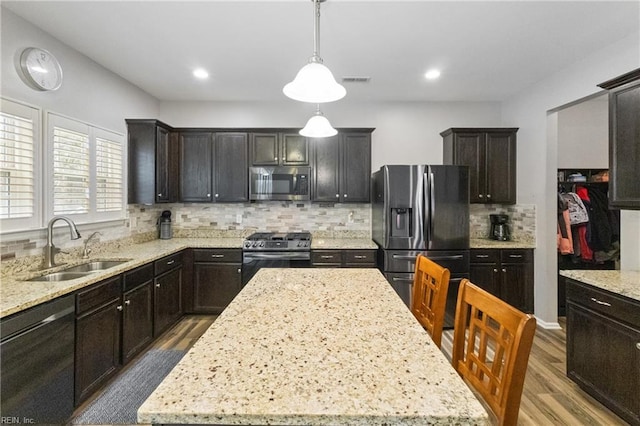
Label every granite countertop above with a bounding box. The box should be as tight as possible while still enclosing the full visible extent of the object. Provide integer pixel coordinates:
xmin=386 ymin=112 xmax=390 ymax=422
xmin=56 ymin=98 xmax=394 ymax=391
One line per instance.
xmin=137 ymin=268 xmax=489 ymax=425
xmin=559 ymin=269 xmax=640 ymax=303
xmin=470 ymin=238 xmax=536 ymax=249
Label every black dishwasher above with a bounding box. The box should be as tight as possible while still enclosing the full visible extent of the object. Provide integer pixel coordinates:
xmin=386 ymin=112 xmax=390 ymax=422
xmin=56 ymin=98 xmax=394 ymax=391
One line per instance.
xmin=1 ymin=294 xmax=75 ymax=424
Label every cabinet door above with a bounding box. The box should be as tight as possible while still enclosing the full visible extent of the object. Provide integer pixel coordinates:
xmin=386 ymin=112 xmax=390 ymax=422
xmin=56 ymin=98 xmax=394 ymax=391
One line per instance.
xmin=311 ymin=250 xmax=342 ymax=267
xmin=250 ymin=133 xmax=279 ymax=165
xmin=180 ymin=132 xmax=213 ymax=202
xmin=470 ymin=263 xmax=500 ymax=297
xmin=154 ymin=267 xmax=183 ymax=336
xmin=567 ymin=303 xmax=640 ymax=424
xmin=75 ymin=299 xmax=122 ymax=404
xmin=311 ymin=135 xmax=341 ymax=201
xmin=215 ymin=133 xmax=248 ymax=202
xmin=485 ymin=131 xmax=516 ymax=204
xmin=452 ymin=133 xmax=485 ymax=203
xmin=609 ymin=80 xmax=640 ymax=209
xmin=122 ymin=282 xmax=153 ymax=364
xmin=500 ymin=262 xmax=532 ymax=313
xmin=281 ymin=134 xmax=309 ymax=165
xmin=193 ymin=263 xmax=242 ymax=314
xmin=341 ymin=133 xmax=371 ymax=202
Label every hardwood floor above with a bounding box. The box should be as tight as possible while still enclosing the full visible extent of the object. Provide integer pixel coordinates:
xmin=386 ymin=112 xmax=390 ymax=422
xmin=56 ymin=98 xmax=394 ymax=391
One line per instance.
xmin=442 ymin=318 xmax=628 ymax=425
xmin=74 ymin=315 xmax=628 ymax=425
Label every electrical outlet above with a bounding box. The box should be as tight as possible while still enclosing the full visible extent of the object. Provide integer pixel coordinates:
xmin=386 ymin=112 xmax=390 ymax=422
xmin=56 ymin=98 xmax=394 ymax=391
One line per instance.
xmin=236 ymin=213 xmax=242 ymax=224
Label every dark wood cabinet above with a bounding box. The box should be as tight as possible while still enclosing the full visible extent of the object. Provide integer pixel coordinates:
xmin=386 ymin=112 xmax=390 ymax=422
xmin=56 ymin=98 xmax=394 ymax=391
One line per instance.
xmin=191 ymin=249 xmax=242 ymax=314
xmin=74 ymin=276 xmax=122 ymax=404
xmin=469 ymin=248 xmax=533 ymax=313
xmin=311 ymin=130 xmax=373 ymax=203
xmin=566 ymin=278 xmax=640 ymax=425
xmin=442 ymin=128 xmax=518 ymax=204
xmin=121 ymin=264 xmax=154 ymax=364
xmin=250 ymin=132 xmax=309 ymax=166
xmin=180 ymin=131 xmax=248 ymax=202
xmin=127 ymin=119 xmax=178 ymax=204
xmin=598 ymin=69 xmax=640 ymax=209
xmin=154 ymin=253 xmax=183 ymax=336
xmin=311 ymin=249 xmax=376 ymax=268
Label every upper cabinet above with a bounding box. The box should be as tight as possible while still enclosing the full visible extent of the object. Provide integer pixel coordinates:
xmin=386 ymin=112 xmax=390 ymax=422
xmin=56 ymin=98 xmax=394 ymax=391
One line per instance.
xmin=442 ymin=128 xmax=518 ymax=204
xmin=311 ymin=130 xmax=373 ymax=203
xmin=127 ymin=120 xmax=179 ymax=204
xmin=598 ymin=69 xmax=640 ymax=210
xmin=250 ymin=132 xmax=309 ymax=166
xmin=179 ymin=131 xmax=248 ymax=203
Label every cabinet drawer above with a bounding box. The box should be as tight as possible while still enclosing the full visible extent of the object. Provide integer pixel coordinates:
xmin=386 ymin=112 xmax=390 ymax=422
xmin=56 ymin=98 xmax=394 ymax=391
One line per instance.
xmin=76 ymin=276 xmax=121 ymax=316
xmin=500 ymin=249 xmax=533 ymax=264
xmin=154 ymin=252 xmax=183 ymax=276
xmin=123 ymin=263 xmax=154 ymax=292
xmin=193 ymin=249 xmax=241 ymax=263
xmin=312 ymin=250 xmax=342 ymax=265
xmin=344 ymin=250 xmax=376 ymax=265
xmin=470 ymin=249 xmax=500 ymax=263
xmin=566 ymin=279 xmax=640 ymax=328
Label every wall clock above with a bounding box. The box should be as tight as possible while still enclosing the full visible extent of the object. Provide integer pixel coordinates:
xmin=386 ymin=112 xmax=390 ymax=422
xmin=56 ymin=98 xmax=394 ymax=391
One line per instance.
xmin=19 ymin=47 xmax=63 ymax=91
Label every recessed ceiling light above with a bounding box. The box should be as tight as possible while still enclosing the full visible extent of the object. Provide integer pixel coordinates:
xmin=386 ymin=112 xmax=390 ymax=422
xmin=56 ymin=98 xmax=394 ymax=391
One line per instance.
xmin=193 ymin=68 xmax=209 ymax=79
xmin=424 ymin=69 xmax=441 ymax=80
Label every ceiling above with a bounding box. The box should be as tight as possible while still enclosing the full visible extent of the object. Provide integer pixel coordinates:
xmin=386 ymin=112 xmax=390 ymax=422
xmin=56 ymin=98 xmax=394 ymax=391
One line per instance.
xmin=4 ymin=1 xmax=639 ymax=103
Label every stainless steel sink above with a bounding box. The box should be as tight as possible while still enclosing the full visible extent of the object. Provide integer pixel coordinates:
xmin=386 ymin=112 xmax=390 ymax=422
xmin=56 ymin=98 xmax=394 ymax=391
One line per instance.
xmin=28 ymin=272 xmax=93 ymax=282
xmin=27 ymin=259 xmax=131 ymax=282
xmin=63 ymin=260 xmax=129 ymax=273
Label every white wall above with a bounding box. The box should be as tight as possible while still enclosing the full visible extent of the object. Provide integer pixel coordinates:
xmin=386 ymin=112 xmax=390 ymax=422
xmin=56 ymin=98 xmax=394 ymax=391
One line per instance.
xmin=557 ymin=95 xmax=609 ymax=169
xmin=502 ymin=31 xmax=640 ymax=327
xmin=0 ymin=8 xmax=158 ymax=135
xmin=160 ymin=100 xmax=503 ymax=171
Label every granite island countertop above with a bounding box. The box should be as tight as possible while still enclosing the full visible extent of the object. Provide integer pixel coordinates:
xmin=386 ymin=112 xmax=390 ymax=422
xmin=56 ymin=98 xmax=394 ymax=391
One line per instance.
xmin=137 ymin=268 xmax=489 ymax=425
xmin=559 ymin=269 xmax=640 ymax=303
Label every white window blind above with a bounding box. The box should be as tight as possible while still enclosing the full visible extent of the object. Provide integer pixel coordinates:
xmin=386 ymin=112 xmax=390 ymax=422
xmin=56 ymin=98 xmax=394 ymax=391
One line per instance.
xmin=0 ymin=99 xmax=40 ymax=232
xmin=53 ymin=126 xmax=90 ymax=215
xmin=96 ymin=136 xmax=123 ymax=212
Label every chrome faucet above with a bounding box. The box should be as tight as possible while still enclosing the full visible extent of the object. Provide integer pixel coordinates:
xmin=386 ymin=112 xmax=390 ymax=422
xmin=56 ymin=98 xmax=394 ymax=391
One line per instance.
xmin=82 ymin=231 xmax=102 ymax=259
xmin=43 ymin=216 xmax=81 ymax=269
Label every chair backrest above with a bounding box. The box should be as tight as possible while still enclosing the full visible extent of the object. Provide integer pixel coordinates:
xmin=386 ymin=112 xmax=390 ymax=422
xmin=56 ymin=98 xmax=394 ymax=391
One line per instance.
xmin=451 ymin=279 xmax=536 ymax=426
xmin=410 ymin=254 xmax=451 ymax=348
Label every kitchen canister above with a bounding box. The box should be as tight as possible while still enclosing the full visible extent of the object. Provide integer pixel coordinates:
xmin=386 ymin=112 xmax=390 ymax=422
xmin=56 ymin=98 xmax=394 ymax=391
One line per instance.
xmin=158 ymin=210 xmax=173 ymax=239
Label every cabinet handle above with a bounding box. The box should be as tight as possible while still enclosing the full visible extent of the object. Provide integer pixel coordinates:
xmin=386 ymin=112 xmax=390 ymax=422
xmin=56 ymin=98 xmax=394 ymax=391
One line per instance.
xmin=502 ymin=268 xmax=506 ymax=273
xmin=116 ymin=305 xmax=123 ymax=311
xmin=274 ymin=157 xmax=278 ymax=161
xmin=479 ymin=194 xmax=484 ymax=198
xmin=166 ymin=260 xmax=175 ymax=265
xmin=237 ymin=268 xmax=241 ymax=274
xmin=590 ymin=297 xmax=611 ymax=307
xmin=476 ymin=254 xmax=489 ymax=258
xmin=207 ymin=193 xmax=211 ymax=197
xmin=155 ymin=283 xmax=161 ymax=288
xmin=124 ymin=300 xmax=131 ymax=306
xmin=509 ymin=254 xmax=523 ymax=258
xmin=211 ymin=254 xmax=225 ymax=258
xmin=215 ymin=194 xmax=219 ymax=198
xmin=487 ymin=194 xmax=492 ymax=198
xmin=493 ymin=268 xmax=498 ymax=273
xmin=636 ymin=343 xmax=640 ymax=350
xmin=157 ymin=193 xmax=162 ymax=197
xmin=335 ymin=194 xmax=339 ymax=198
xmin=321 ymin=255 xmax=334 ymax=259
xmin=354 ymin=255 xmax=366 ymax=259
xmin=344 ymin=194 xmax=348 ymax=198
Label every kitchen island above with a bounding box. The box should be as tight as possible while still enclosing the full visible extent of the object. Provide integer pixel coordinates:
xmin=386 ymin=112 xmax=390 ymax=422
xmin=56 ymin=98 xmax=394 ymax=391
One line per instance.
xmin=138 ymin=268 xmax=488 ymax=425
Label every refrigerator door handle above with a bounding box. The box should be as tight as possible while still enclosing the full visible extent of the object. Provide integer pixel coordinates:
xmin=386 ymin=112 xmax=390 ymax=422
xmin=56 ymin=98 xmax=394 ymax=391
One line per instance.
xmin=428 ymin=255 xmax=464 ymax=261
xmin=429 ymin=171 xmax=435 ymax=244
xmin=392 ymin=254 xmax=419 ymax=260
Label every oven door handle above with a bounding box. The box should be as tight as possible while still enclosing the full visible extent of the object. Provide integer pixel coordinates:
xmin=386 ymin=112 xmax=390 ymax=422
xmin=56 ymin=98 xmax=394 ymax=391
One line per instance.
xmin=243 ymin=252 xmax=311 ymax=261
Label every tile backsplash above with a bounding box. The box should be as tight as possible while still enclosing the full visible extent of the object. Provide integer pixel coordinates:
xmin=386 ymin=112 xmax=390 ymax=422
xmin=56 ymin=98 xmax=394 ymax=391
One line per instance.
xmin=1 ymin=202 xmax=535 ymax=265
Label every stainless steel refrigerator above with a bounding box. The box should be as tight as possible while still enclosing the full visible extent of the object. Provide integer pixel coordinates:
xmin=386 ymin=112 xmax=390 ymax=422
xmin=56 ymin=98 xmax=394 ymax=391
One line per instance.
xmin=372 ymin=165 xmax=470 ymax=328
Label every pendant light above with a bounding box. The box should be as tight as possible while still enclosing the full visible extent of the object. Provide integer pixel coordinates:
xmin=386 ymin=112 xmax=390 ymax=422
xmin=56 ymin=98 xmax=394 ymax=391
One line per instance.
xmin=299 ymin=105 xmax=338 ymax=137
xmin=283 ymin=0 xmax=346 ymax=103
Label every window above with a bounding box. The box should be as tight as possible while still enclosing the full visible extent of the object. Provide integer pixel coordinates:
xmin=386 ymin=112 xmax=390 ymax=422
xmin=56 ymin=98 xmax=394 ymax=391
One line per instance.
xmin=0 ymin=98 xmax=41 ymax=231
xmin=46 ymin=113 xmax=125 ymax=224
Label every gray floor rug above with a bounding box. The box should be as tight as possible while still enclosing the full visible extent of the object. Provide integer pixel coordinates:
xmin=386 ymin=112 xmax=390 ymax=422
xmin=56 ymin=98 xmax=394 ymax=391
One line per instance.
xmin=72 ymin=349 xmax=186 ymax=425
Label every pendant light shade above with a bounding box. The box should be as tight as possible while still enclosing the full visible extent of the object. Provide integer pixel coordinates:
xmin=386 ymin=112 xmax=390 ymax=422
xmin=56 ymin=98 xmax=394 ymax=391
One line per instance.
xmin=283 ymin=0 xmax=346 ymax=103
xmin=299 ymin=106 xmax=337 ymax=138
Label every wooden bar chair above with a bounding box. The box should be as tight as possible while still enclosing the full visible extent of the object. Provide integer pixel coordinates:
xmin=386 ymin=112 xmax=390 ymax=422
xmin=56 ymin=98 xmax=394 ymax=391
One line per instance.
xmin=451 ymin=279 xmax=536 ymax=426
xmin=410 ymin=254 xmax=450 ymax=348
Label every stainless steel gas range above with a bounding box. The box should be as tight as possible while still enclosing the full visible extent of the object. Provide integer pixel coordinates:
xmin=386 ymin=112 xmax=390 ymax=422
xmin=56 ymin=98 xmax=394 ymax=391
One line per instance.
xmin=241 ymin=232 xmax=312 ymax=286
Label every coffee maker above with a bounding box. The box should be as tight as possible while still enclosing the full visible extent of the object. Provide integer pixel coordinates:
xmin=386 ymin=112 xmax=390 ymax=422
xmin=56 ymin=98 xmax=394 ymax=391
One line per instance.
xmin=490 ymin=214 xmax=510 ymax=241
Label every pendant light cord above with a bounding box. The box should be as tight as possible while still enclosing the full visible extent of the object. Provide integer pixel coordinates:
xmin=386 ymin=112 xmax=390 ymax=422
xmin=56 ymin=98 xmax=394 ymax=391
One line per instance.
xmin=312 ymin=0 xmax=323 ymax=64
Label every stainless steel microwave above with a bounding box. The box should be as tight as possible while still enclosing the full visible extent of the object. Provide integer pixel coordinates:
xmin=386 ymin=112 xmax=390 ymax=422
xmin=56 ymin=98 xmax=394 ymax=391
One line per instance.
xmin=249 ymin=166 xmax=310 ymax=201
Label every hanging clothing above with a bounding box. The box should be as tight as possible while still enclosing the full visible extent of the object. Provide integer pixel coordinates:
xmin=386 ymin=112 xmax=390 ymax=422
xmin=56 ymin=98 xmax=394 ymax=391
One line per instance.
xmin=557 ymin=193 xmax=573 ymax=255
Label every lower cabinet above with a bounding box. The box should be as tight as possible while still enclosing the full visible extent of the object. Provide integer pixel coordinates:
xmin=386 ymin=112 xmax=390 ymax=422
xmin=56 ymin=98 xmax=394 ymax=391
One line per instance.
xmin=153 ymin=253 xmax=183 ymax=337
xmin=566 ymin=278 xmax=640 ymax=425
xmin=121 ymin=264 xmax=154 ymax=364
xmin=469 ymin=248 xmax=534 ymax=313
xmin=311 ymin=249 xmax=377 ymax=268
xmin=74 ymin=276 xmax=122 ymax=405
xmin=191 ymin=249 xmax=242 ymax=314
